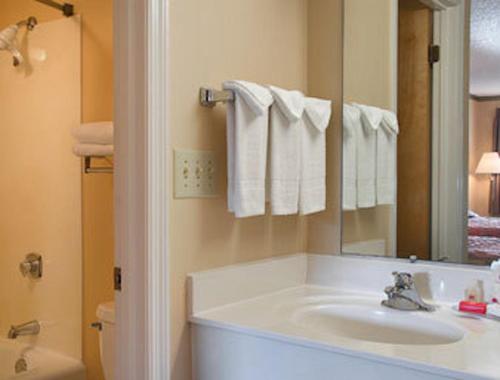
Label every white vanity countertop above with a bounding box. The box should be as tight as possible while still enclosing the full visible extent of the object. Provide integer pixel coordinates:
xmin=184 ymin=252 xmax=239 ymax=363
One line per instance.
xmin=188 ymin=254 xmax=500 ymax=380
xmin=191 ymin=285 xmax=500 ymax=380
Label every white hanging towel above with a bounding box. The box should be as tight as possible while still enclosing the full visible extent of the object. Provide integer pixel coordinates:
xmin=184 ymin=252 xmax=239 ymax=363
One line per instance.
xmin=222 ymin=80 xmax=274 ymax=218
xmin=342 ymin=104 xmax=360 ymax=211
xmin=377 ymin=110 xmax=399 ymax=205
xmin=300 ymin=97 xmax=332 ymax=215
xmin=268 ymin=86 xmax=305 ymax=215
xmin=354 ymin=104 xmax=382 ymax=208
xmin=72 ymin=122 xmax=114 ymax=145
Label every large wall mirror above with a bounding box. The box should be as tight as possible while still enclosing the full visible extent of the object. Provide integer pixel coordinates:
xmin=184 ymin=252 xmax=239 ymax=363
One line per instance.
xmin=342 ymin=0 xmax=500 ymax=266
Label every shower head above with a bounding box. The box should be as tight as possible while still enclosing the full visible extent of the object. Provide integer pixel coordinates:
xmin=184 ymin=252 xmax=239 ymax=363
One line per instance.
xmin=0 ymin=17 xmax=37 ymax=67
xmin=0 ymin=25 xmax=23 ymax=66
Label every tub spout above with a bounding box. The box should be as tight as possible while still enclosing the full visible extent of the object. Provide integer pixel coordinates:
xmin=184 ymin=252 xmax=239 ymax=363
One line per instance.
xmin=8 ymin=320 xmax=40 ymax=339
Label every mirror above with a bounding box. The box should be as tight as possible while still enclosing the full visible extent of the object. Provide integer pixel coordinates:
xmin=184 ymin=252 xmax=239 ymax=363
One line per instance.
xmin=342 ymin=0 xmax=499 ymax=266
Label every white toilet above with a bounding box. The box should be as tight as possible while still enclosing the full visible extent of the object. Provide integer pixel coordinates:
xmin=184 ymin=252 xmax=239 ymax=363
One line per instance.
xmin=96 ymin=301 xmax=115 ymax=380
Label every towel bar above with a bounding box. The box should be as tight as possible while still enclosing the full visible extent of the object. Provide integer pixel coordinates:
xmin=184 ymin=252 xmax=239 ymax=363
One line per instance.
xmin=200 ymin=87 xmax=234 ymax=107
xmin=84 ymin=156 xmax=113 ymax=174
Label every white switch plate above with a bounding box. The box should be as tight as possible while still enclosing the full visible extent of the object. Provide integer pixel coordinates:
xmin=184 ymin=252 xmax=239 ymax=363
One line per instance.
xmin=174 ymin=149 xmax=218 ymax=198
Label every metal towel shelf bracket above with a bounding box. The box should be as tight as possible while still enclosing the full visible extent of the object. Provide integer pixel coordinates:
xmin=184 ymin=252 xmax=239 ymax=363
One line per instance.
xmin=84 ymin=156 xmax=113 ymax=174
xmin=200 ymin=87 xmax=234 ymax=108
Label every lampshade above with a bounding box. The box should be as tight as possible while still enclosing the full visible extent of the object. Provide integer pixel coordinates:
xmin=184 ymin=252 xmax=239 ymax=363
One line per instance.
xmin=476 ymin=152 xmax=500 ymax=174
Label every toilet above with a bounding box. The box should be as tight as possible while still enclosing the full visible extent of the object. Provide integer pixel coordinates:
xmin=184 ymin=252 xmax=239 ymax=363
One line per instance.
xmin=96 ymin=302 xmax=115 ymax=380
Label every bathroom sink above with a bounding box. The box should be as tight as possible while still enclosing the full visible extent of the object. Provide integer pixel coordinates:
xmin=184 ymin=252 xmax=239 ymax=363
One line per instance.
xmin=291 ymin=297 xmax=464 ymax=345
xmin=190 ymin=255 xmax=500 ymax=380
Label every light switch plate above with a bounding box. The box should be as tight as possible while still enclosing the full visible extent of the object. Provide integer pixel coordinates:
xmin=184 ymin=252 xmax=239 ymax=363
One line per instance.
xmin=174 ymin=149 xmax=218 ymax=198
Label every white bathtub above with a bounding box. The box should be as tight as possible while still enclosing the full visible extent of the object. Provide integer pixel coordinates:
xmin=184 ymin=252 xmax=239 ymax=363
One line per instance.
xmin=0 ymin=340 xmax=85 ymax=380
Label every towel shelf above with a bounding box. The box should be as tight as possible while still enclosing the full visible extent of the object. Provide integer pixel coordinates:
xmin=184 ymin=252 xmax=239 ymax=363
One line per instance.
xmin=200 ymin=87 xmax=234 ymax=107
xmin=84 ymin=156 xmax=113 ymax=174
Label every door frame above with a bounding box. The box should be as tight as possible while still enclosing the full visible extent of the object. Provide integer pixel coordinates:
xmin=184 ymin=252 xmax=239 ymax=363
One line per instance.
xmin=114 ymin=0 xmax=170 ymax=379
xmin=431 ymin=0 xmax=469 ymax=262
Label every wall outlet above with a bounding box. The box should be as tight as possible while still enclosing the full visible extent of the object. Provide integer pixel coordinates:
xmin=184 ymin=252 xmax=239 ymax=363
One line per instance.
xmin=174 ymin=149 xmax=218 ymax=198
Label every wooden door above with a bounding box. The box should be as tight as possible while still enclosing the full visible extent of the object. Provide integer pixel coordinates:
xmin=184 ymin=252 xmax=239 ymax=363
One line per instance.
xmin=397 ymin=0 xmax=433 ymax=259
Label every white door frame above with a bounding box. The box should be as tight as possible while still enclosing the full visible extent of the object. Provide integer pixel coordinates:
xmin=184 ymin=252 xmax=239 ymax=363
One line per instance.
xmin=431 ymin=0 xmax=468 ymax=263
xmin=114 ymin=0 xmax=170 ymax=379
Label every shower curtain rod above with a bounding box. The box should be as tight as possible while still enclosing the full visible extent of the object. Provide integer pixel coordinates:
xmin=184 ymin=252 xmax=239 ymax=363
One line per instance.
xmin=34 ymin=0 xmax=74 ymax=17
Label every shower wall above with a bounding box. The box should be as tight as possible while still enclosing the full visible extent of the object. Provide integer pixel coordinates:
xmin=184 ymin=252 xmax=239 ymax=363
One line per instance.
xmin=0 ymin=17 xmax=82 ymax=357
xmin=1 ymin=2 xmax=114 ymax=379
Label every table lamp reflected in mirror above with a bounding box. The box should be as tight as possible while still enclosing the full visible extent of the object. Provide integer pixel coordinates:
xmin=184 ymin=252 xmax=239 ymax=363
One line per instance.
xmin=476 ymin=152 xmax=500 ymax=216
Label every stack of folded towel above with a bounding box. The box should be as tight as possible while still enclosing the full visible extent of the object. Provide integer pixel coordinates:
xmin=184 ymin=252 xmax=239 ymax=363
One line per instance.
xmin=342 ymin=103 xmax=399 ymax=210
xmin=223 ymin=80 xmax=332 ymax=218
xmin=72 ymin=121 xmax=114 ymax=157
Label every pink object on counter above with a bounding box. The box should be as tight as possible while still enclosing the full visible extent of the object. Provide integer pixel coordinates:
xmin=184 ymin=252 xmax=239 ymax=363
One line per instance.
xmin=459 ymin=301 xmax=488 ymax=315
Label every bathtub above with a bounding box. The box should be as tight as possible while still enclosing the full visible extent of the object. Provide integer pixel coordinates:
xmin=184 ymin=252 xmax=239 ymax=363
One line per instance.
xmin=0 ymin=340 xmax=85 ymax=380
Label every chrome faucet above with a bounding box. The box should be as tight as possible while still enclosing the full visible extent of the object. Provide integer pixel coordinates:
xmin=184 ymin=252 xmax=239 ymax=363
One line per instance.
xmin=382 ymin=272 xmax=435 ymax=312
xmin=8 ymin=320 xmax=40 ymax=339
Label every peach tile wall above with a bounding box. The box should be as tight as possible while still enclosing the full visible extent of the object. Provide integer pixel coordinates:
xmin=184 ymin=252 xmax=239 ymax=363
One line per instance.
xmin=0 ymin=17 xmax=81 ymax=358
xmin=1 ymin=2 xmax=114 ymax=379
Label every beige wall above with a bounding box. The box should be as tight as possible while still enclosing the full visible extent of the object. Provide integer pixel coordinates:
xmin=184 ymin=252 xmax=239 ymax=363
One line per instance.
xmin=0 ymin=18 xmax=81 ymax=357
xmin=343 ymin=0 xmax=397 ymax=110
xmin=1 ymin=2 xmax=113 ymax=380
xmin=341 ymin=0 xmax=397 ymax=256
xmin=306 ymin=0 xmax=344 ymax=254
xmin=168 ymin=1 xmax=342 ymax=379
xmin=469 ymin=98 xmax=500 ymax=216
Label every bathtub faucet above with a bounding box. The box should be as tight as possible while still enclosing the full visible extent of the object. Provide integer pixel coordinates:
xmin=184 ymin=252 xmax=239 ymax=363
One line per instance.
xmin=8 ymin=320 xmax=40 ymax=339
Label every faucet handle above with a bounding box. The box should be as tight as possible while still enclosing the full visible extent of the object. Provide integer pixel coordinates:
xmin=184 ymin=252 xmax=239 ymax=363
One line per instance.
xmin=19 ymin=253 xmax=42 ymax=279
xmin=392 ymin=271 xmax=414 ymax=289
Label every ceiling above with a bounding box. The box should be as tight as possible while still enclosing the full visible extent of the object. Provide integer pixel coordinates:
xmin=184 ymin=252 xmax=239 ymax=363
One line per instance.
xmin=470 ymin=0 xmax=500 ymax=97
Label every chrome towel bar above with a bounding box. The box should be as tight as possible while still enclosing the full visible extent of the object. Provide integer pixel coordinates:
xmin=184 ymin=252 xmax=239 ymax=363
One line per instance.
xmin=200 ymin=87 xmax=234 ymax=107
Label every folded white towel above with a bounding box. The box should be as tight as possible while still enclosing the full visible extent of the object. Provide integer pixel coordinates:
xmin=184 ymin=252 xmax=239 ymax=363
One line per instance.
xmin=72 ymin=122 xmax=114 ymax=145
xmin=222 ymin=80 xmax=274 ymax=218
xmin=300 ymin=97 xmax=332 ymax=215
xmin=73 ymin=144 xmax=113 ymax=157
xmin=354 ymin=104 xmax=382 ymax=208
xmin=343 ymin=104 xmax=360 ymax=211
xmin=377 ymin=110 xmax=399 ymax=205
xmin=268 ymin=86 xmax=304 ymax=215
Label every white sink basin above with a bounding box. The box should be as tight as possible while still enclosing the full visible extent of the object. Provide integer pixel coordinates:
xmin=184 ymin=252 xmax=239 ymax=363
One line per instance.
xmin=190 ymin=255 xmax=500 ymax=380
xmin=291 ymin=297 xmax=464 ymax=345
